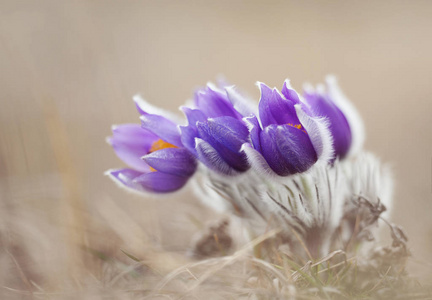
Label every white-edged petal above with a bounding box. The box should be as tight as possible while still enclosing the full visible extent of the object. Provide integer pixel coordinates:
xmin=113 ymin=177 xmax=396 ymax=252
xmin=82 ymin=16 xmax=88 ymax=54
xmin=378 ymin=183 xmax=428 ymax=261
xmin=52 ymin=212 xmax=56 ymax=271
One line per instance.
xmin=295 ymin=104 xmax=334 ymax=166
xmin=195 ymin=138 xmax=238 ymax=176
xmin=225 ymin=85 xmax=257 ymax=117
xmin=105 ymin=168 xmax=146 ymax=195
xmin=240 ymin=143 xmax=281 ymax=180
xmin=133 ymin=94 xmax=184 ymax=125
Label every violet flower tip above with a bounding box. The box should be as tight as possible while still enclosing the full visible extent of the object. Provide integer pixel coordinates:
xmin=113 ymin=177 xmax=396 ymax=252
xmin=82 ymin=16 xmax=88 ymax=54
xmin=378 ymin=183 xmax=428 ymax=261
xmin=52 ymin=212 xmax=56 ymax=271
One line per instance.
xmin=224 ymin=85 xmax=238 ymax=97
xmin=224 ymin=84 xmax=236 ymax=91
xmin=133 ymin=94 xmax=147 ymax=110
xmin=176 ymin=124 xmax=183 ymax=133
xmin=274 ymin=87 xmax=286 ymax=99
xmin=256 ymin=81 xmax=273 ymax=97
xmin=316 ymin=83 xmax=326 ymax=95
xmin=242 ymin=115 xmax=255 ymax=124
xmin=104 ymin=169 xmax=113 ymax=176
xmin=178 ymin=105 xmax=187 ymax=113
xmin=325 ymin=74 xmax=338 ymax=84
xmin=283 ymin=78 xmax=293 ymax=89
xmin=240 ymin=142 xmax=251 ymax=152
xmin=105 ymin=136 xmax=113 ymax=146
xmin=302 ymin=82 xmax=315 ymax=94
xmin=193 ymin=136 xmax=201 ymax=147
xmin=206 ymin=81 xmax=218 ymax=90
xmin=179 ymin=105 xmax=195 ymax=116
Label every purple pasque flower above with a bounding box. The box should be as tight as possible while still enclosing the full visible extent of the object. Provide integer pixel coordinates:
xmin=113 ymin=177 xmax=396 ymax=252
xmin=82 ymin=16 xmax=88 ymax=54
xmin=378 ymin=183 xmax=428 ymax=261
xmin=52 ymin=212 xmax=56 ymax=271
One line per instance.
xmin=179 ymin=84 xmax=253 ymax=175
xmin=302 ymin=76 xmax=363 ymax=159
xmin=303 ymin=76 xmax=365 ymax=158
xmin=106 ymin=96 xmax=197 ymax=193
xmin=302 ymin=89 xmax=351 ymax=159
xmin=242 ymin=80 xmax=334 ymax=177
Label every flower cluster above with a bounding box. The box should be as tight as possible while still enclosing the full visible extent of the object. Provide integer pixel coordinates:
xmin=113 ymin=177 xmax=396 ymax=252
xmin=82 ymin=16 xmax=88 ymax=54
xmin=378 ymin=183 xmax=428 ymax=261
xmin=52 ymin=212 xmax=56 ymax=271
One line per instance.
xmin=107 ymin=76 xmax=362 ymax=193
xmin=107 ymin=76 xmax=395 ymax=259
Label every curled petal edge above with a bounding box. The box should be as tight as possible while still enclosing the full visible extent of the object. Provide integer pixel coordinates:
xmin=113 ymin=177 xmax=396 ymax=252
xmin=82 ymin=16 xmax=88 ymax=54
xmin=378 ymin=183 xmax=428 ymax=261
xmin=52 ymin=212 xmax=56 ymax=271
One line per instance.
xmin=133 ymin=94 xmax=184 ymax=125
xmin=225 ymin=85 xmax=257 ymax=117
xmin=142 ymin=148 xmax=197 ymax=177
xmin=105 ymin=168 xmax=149 ymax=196
xmin=243 ymin=115 xmax=262 ymax=151
xmin=295 ymin=105 xmax=334 ymax=166
xmin=140 ymin=114 xmax=183 ymax=147
xmin=105 ymin=168 xmax=189 ymax=195
xmin=195 ymin=138 xmax=239 ymax=176
xmin=240 ymin=143 xmax=284 ymax=181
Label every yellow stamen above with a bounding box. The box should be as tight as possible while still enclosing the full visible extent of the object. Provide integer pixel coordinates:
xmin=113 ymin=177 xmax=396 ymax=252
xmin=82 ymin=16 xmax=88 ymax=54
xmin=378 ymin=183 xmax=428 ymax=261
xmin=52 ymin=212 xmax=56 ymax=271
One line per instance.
xmin=287 ymin=123 xmax=302 ymax=130
xmin=287 ymin=123 xmax=307 ymax=134
xmin=149 ymin=138 xmax=178 ymax=153
xmin=148 ymin=139 xmax=178 ymax=172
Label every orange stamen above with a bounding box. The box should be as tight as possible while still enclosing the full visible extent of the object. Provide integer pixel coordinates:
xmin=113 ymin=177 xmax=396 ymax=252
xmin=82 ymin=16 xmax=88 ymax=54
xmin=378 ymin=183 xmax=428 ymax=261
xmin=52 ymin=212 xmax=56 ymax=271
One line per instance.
xmin=287 ymin=123 xmax=307 ymax=134
xmin=149 ymin=138 xmax=178 ymax=153
xmin=148 ymin=139 xmax=178 ymax=172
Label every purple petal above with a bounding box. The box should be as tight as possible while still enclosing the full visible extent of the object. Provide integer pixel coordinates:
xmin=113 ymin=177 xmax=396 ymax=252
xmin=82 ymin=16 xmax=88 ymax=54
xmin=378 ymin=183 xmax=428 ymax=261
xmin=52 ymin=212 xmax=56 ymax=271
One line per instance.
xmin=107 ymin=168 xmax=146 ymax=192
xmin=260 ymin=125 xmax=317 ymax=176
xmin=181 ymin=107 xmax=207 ymax=126
xmin=134 ymin=95 xmax=152 ymax=116
xmin=259 ymin=126 xmax=290 ymax=176
xmin=195 ymin=138 xmax=238 ymax=175
xmin=134 ymin=171 xmax=189 ymax=193
xmin=140 ymin=114 xmax=182 ymax=147
xmin=257 ymin=82 xmax=278 ymax=127
xmin=142 ymin=148 xmax=197 ymax=177
xmin=179 ymin=107 xmax=208 ymax=155
xmin=208 ymin=116 xmax=249 ymax=144
xmin=197 ymin=118 xmax=249 ymax=172
xmin=179 ymin=125 xmax=198 ymax=156
xmin=108 ymin=168 xmax=189 ymax=193
xmin=325 ymin=76 xmax=364 ymax=157
xmin=225 ymin=86 xmax=257 ymax=117
xmin=268 ymin=89 xmax=300 ymax=125
xmin=275 ymin=125 xmax=317 ymax=173
xmin=241 ymin=143 xmax=278 ymax=177
xmin=281 ymin=80 xmax=301 ymax=104
xmin=244 ymin=115 xmax=262 ymax=152
xmin=258 ymin=82 xmax=300 ymax=127
xmin=194 ymin=86 xmax=242 ymax=119
xmin=108 ymin=124 xmax=158 ymax=172
xmin=295 ymin=105 xmax=334 ymax=165
xmin=303 ymin=92 xmax=351 ymax=158
xmin=133 ymin=95 xmax=183 ymax=124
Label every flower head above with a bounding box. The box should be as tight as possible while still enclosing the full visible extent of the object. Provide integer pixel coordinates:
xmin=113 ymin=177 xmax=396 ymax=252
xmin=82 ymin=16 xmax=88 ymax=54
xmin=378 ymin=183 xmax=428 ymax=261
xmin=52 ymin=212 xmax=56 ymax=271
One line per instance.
xmin=242 ymin=80 xmax=334 ymax=177
xmin=106 ymin=75 xmax=395 ymax=266
xmin=302 ymin=76 xmax=365 ymax=159
xmin=106 ymin=97 xmax=197 ymax=193
xmin=180 ymin=84 xmax=252 ymax=175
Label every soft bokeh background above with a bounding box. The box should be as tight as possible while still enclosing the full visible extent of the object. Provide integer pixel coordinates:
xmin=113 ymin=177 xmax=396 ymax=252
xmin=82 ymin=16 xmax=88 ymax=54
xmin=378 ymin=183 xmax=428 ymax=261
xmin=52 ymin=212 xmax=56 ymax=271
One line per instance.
xmin=1 ymin=0 xmax=431 ymax=294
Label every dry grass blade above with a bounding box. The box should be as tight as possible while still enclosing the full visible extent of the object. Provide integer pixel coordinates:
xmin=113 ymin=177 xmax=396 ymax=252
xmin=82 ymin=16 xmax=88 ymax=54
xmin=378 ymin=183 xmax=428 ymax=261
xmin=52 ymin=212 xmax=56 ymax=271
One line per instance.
xmin=153 ymin=229 xmax=281 ymax=294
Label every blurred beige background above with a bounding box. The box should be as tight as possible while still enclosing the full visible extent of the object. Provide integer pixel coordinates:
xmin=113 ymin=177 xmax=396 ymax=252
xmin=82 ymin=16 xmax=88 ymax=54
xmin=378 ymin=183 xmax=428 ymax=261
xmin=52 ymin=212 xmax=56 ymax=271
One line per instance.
xmin=0 ymin=0 xmax=431 ymax=285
